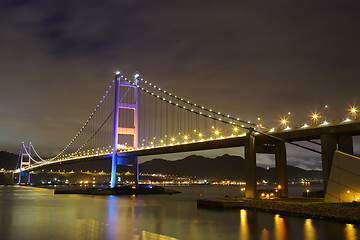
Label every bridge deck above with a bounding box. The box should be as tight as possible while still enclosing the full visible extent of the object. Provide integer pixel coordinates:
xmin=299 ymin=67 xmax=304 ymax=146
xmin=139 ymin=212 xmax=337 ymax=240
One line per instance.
xmin=24 ymin=119 xmax=360 ymax=171
xmin=122 ymin=119 xmax=360 ymax=157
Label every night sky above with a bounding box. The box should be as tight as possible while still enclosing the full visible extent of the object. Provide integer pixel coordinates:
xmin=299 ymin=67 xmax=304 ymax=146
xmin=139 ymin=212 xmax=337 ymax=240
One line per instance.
xmin=1 ymin=1 xmax=360 ymax=170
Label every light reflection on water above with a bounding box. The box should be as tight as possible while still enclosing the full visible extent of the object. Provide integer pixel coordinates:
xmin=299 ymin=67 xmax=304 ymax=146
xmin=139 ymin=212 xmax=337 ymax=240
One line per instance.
xmin=0 ymin=185 xmax=359 ymax=240
xmin=304 ymin=219 xmax=316 ymax=240
xmin=274 ymin=214 xmax=287 ymax=240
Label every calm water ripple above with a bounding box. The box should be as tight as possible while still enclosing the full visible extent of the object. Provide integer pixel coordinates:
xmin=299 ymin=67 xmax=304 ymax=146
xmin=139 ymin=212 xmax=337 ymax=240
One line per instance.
xmin=0 ymin=185 xmax=358 ymax=240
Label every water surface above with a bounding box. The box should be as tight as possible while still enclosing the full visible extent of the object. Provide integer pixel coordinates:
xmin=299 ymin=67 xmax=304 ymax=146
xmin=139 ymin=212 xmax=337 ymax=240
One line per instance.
xmin=0 ymin=185 xmax=358 ymax=240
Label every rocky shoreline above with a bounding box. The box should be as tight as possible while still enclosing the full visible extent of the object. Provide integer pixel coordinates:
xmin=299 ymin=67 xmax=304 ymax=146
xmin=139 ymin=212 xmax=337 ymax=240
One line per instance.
xmin=199 ymin=197 xmax=360 ymax=224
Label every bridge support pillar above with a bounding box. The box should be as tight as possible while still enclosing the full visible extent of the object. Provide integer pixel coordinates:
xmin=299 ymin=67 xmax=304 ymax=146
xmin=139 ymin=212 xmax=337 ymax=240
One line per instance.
xmin=338 ymin=135 xmax=353 ymax=155
xmin=275 ymin=142 xmax=288 ymax=197
xmin=114 ymin=155 xmax=139 ymax=188
xmin=245 ymin=129 xmax=256 ymax=198
xmin=321 ymin=134 xmax=337 ymax=192
xmin=110 ymin=155 xmax=117 ymax=188
xmin=18 ymin=172 xmax=31 ymax=185
xmin=111 ymin=73 xmax=140 ymax=189
xmin=133 ymin=156 xmax=139 ymax=189
xmin=255 ymin=142 xmax=288 ymax=198
xmin=18 ymin=143 xmax=31 ymax=185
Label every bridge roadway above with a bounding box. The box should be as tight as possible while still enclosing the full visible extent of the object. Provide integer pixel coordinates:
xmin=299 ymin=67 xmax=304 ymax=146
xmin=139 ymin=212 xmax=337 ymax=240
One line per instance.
xmin=122 ymin=119 xmax=360 ymax=157
xmin=121 ymin=119 xmax=360 ymax=198
xmin=26 ymin=119 xmax=360 ymax=198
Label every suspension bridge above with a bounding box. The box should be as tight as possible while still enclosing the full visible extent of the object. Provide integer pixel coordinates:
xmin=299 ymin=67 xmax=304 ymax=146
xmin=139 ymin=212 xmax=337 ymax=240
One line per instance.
xmin=16 ymin=72 xmax=360 ymax=198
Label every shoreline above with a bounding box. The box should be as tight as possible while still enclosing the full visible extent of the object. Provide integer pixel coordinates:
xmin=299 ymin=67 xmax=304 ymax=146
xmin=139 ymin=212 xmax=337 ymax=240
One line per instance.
xmin=198 ymin=197 xmax=360 ymax=224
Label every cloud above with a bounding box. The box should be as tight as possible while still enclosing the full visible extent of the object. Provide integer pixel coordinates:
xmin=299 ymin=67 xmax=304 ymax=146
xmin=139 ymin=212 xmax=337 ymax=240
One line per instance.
xmin=0 ymin=1 xmax=359 ymax=170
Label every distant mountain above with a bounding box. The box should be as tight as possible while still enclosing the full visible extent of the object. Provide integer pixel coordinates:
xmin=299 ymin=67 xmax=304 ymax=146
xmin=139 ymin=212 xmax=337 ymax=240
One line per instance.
xmin=0 ymin=150 xmax=322 ymax=181
xmin=0 ymin=151 xmax=19 ymax=170
xmin=140 ymin=154 xmax=322 ymax=182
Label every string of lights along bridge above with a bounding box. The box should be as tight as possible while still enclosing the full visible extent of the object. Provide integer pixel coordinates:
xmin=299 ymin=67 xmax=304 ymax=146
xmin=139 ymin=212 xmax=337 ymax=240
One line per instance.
xmin=17 ymin=72 xmax=359 ymax=187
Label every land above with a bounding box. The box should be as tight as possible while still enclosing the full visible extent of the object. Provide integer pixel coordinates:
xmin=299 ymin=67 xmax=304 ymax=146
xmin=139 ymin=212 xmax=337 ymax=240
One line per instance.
xmin=198 ymin=196 xmax=360 ymax=224
xmin=1 ymin=151 xmax=322 ymax=183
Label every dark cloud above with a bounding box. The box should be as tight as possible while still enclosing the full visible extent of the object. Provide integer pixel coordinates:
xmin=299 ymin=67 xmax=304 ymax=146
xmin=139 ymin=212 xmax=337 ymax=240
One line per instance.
xmin=1 ymin=0 xmax=359 ymax=169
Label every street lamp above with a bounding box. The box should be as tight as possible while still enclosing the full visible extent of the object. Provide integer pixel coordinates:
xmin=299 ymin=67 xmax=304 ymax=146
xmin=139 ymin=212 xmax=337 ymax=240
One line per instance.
xmin=324 ymin=105 xmax=328 ymax=122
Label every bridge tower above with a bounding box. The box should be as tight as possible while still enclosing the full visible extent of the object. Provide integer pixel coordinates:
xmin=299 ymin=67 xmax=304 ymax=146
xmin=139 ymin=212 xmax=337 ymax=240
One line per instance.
xmin=110 ymin=73 xmax=140 ymax=188
xmin=18 ymin=142 xmax=32 ymax=185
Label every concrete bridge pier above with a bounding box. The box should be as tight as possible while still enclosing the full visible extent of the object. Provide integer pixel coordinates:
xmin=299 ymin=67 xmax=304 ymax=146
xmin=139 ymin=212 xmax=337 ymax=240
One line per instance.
xmin=245 ymin=129 xmax=256 ymax=198
xmin=116 ymin=155 xmax=139 ymax=189
xmin=132 ymin=156 xmax=139 ymax=189
xmin=245 ymin=128 xmax=288 ymax=198
xmin=254 ymin=142 xmax=288 ymax=198
xmin=274 ymin=142 xmax=288 ymax=197
xmin=338 ymin=135 xmax=354 ymax=154
xmin=321 ymin=134 xmax=353 ymax=192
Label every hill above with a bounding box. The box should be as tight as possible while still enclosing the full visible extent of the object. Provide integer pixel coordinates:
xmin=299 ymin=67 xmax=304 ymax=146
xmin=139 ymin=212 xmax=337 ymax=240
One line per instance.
xmin=140 ymin=154 xmax=322 ymax=182
xmin=0 ymin=151 xmax=19 ymax=170
xmin=0 ymin=151 xmax=322 ymax=182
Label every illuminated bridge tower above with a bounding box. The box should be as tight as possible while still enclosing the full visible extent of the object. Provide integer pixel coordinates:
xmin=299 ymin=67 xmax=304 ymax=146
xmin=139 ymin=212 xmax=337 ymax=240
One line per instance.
xmin=110 ymin=73 xmax=139 ymax=188
xmin=18 ymin=142 xmax=32 ymax=185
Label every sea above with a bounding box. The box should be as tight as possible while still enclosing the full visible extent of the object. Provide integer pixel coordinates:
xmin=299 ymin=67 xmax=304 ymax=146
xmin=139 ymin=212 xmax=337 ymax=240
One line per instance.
xmin=0 ymin=185 xmax=358 ymax=240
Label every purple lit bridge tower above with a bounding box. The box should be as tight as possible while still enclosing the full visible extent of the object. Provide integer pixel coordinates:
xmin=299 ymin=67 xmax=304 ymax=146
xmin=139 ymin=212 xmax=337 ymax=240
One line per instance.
xmin=110 ymin=72 xmax=140 ymax=188
xmin=18 ymin=142 xmax=32 ymax=185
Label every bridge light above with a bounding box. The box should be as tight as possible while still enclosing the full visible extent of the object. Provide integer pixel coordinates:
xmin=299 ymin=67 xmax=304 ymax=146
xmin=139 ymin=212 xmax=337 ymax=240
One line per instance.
xmin=115 ymin=71 xmax=120 ymax=75
xmin=349 ymin=106 xmax=358 ymax=119
xmin=171 ymin=137 xmax=175 ymax=142
xmin=184 ymin=135 xmax=188 ymax=140
xmin=280 ymin=117 xmax=288 ymax=127
xmin=233 ymin=127 xmax=238 ymax=132
xmin=311 ymin=112 xmax=320 ymax=124
xmin=214 ymin=130 xmax=219 ymax=135
xmin=343 ymin=118 xmax=351 ymax=123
